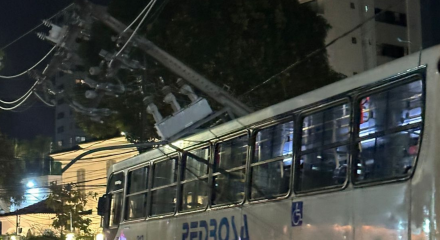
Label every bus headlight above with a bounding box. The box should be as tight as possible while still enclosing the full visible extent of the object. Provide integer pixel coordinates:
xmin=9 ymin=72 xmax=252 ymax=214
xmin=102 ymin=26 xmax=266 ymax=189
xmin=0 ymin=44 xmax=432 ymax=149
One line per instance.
xmin=95 ymin=233 xmax=104 ymax=240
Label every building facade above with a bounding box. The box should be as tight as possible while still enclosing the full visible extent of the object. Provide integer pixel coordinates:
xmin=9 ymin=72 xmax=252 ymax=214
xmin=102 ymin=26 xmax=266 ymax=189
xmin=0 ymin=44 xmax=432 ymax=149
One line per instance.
xmin=0 ymin=137 xmax=137 ymax=237
xmin=302 ymin=0 xmax=422 ymax=77
xmin=54 ymin=72 xmax=91 ymax=151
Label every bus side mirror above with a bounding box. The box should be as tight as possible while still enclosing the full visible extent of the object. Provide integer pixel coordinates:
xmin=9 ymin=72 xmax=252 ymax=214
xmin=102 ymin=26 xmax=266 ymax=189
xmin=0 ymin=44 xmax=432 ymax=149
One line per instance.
xmin=97 ymin=194 xmax=108 ymax=216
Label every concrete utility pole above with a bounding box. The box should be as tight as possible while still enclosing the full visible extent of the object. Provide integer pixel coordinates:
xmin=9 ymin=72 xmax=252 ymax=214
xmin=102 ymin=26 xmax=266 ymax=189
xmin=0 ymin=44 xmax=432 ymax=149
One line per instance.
xmin=40 ymin=9 xmax=91 ymax=79
xmin=75 ymin=0 xmax=253 ymax=117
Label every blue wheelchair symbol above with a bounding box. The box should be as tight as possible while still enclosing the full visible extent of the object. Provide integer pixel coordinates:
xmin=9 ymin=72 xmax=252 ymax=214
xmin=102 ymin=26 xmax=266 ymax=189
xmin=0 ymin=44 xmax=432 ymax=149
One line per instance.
xmin=291 ymin=201 xmax=303 ymax=227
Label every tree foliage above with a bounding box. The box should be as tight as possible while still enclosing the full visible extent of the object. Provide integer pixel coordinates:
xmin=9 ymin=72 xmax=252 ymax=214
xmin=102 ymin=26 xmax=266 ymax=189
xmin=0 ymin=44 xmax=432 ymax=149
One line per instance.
xmin=0 ymin=50 xmax=5 ymax=72
xmin=15 ymin=136 xmax=53 ymax=175
xmin=46 ymin=182 xmax=97 ymax=234
xmin=0 ymin=132 xmax=25 ymax=204
xmin=144 ymin=0 xmax=341 ymax=108
xmin=74 ymin=0 xmax=342 ymax=141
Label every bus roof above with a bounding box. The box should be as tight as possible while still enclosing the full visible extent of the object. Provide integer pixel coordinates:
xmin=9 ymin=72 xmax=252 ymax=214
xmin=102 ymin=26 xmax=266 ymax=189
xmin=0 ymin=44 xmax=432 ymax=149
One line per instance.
xmin=110 ymin=45 xmax=440 ymax=175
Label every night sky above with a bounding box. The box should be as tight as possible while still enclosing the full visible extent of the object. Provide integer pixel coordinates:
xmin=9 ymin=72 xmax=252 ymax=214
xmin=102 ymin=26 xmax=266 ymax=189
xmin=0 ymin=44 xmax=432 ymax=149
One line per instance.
xmin=0 ymin=1 xmax=109 ymax=140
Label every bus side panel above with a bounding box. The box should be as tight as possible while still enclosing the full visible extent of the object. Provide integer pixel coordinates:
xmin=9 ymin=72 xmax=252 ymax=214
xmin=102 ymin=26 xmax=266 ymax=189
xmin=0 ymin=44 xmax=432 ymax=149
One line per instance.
xmin=117 ymin=221 xmax=150 ymax=240
xmin=291 ymin=191 xmax=353 ymax=240
xmin=243 ymin=200 xmax=291 ymax=240
xmin=409 ymin=59 xmax=440 ymax=240
xmin=176 ymin=207 xmax=245 ymax=240
xmin=353 ymin=182 xmax=410 ymax=240
xmin=145 ymin=218 xmax=176 ymax=240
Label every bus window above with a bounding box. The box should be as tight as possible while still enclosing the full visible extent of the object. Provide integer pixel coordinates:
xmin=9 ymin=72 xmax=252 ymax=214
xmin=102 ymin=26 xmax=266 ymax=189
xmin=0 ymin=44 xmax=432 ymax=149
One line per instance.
xmin=180 ymin=148 xmax=209 ymax=211
xmin=212 ymin=134 xmax=248 ymax=205
xmin=109 ymin=192 xmax=123 ymax=226
xmin=250 ymin=121 xmax=294 ymax=200
xmin=125 ymin=167 xmax=149 ymax=220
xmin=107 ymin=172 xmax=124 ymax=227
xmin=150 ymin=158 xmax=178 ymax=216
xmin=296 ymin=103 xmax=351 ymax=192
xmin=108 ymin=172 xmax=124 ymax=192
xmin=355 ymin=80 xmax=423 ymax=183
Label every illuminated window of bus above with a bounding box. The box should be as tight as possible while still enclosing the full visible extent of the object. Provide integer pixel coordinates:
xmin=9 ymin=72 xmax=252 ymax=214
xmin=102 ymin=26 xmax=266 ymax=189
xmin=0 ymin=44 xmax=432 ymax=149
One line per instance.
xmin=250 ymin=121 xmax=294 ymax=200
xmin=125 ymin=167 xmax=148 ymax=220
xmin=109 ymin=192 xmax=123 ymax=227
xmin=212 ymin=134 xmax=248 ymax=205
xmin=107 ymin=172 xmax=124 ymax=227
xmin=150 ymin=158 xmax=178 ymax=216
xmin=296 ymin=103 xmax=351 ymax=192
xmin=355 ymin=80 xmax=423 ymax=183
xmin=180 ymin=148 xmax=209 ymax=211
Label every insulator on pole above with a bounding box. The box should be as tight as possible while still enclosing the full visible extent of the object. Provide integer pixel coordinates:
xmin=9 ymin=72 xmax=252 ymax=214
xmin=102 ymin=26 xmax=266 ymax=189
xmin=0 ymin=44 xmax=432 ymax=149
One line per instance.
xmin=36 ymin=32 xmax=47 ymax=40
xmin=42 ymin=19 xmax=52 ymax=27
xmin=162 ymin=86 xmax=181 ymax=113
xmin=144 ymin=96 xmax=163 ymax=123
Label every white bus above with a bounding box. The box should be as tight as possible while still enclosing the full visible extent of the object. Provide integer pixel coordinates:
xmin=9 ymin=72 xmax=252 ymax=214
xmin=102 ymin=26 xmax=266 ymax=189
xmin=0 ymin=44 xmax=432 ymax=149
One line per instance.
xmin=97 ymin=45 xmax=440 ymax=240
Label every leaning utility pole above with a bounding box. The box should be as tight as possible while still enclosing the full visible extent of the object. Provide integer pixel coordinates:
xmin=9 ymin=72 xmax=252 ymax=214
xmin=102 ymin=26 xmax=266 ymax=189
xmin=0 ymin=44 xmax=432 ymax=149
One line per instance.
xmin=75 ymin=0 xmax=253 ymax=117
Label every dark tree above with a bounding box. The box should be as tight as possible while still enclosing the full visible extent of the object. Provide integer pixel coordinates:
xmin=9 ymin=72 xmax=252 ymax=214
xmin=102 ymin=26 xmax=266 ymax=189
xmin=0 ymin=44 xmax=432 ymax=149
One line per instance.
xmin=0 ymin=50 xmax=5 ymax=72
xmin=46 ymin=182 xmax=96 ymax=235
xmin=74 ymin=0 xmax=341 ymax=140
xmin=0 ymin=132 xmax=25 ymax=204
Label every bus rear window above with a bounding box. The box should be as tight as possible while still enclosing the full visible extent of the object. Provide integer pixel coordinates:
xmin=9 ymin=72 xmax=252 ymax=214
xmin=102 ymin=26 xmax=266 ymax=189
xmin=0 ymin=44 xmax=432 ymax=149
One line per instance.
xmin=354 ymin=80 xmax=423 ymax=183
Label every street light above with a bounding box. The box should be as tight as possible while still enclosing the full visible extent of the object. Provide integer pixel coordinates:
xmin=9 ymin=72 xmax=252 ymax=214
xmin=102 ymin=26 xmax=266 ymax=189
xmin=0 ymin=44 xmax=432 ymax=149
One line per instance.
xmin=66 ymin=233 xmax=76 ymax=240
xmin=26 ymin=181 xmax=35 ymax=188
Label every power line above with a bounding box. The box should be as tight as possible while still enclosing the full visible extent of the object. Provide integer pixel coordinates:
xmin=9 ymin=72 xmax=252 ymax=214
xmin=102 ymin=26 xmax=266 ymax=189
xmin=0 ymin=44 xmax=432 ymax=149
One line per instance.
xmin=0 ymin=3 xmax=74 ymax=51
xmin=0 ymin=79 xmax=40 ymax=106
xmin=0 ymin=45 xmax=57 ymax=79
xmin=111 ymin=0 xmax=158 ymax=64
xmin=10 ymin=100 xmax=37 ymax=113
xmin=34 ymin=92 xmax=55 ymax=107
xmin=0 ymin=90 xmax=35 ymax=110
xmin=121 ymin=0 xmax=155 ymax=34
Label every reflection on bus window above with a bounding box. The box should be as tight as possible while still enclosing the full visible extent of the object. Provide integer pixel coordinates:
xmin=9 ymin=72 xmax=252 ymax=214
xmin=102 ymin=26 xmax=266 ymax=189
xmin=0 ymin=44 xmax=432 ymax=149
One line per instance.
xmin=296 ymin=103 xmax=351 ymax=192
xmin=181 ymin=148 xmax=209 ymax=211
xmin=150 ymin=158 xmax=178 ymax=216
xmin=251 ymin=121 xmax=293 ymax=200
xmin=128 ymin=167 xmax=148 ymax=194
xmin=126 ymin=194 xmax=146 ymax=220
xmin=125 ymin=167 xmax=148 ymax=220
xmin=356 ymin=129 xmax=421 ymax=181
xmin=107 ymin=172 xmax=124 ymax=226
xmin=212 ymin=135 xmax=248 ymax=205
xmin=109 ymin=192 xmax=123 ymax=226
xmin=355 ymin=80 xmax=423 ymax=182
xmin=359 ymin=81 xmax=422 ymax=137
